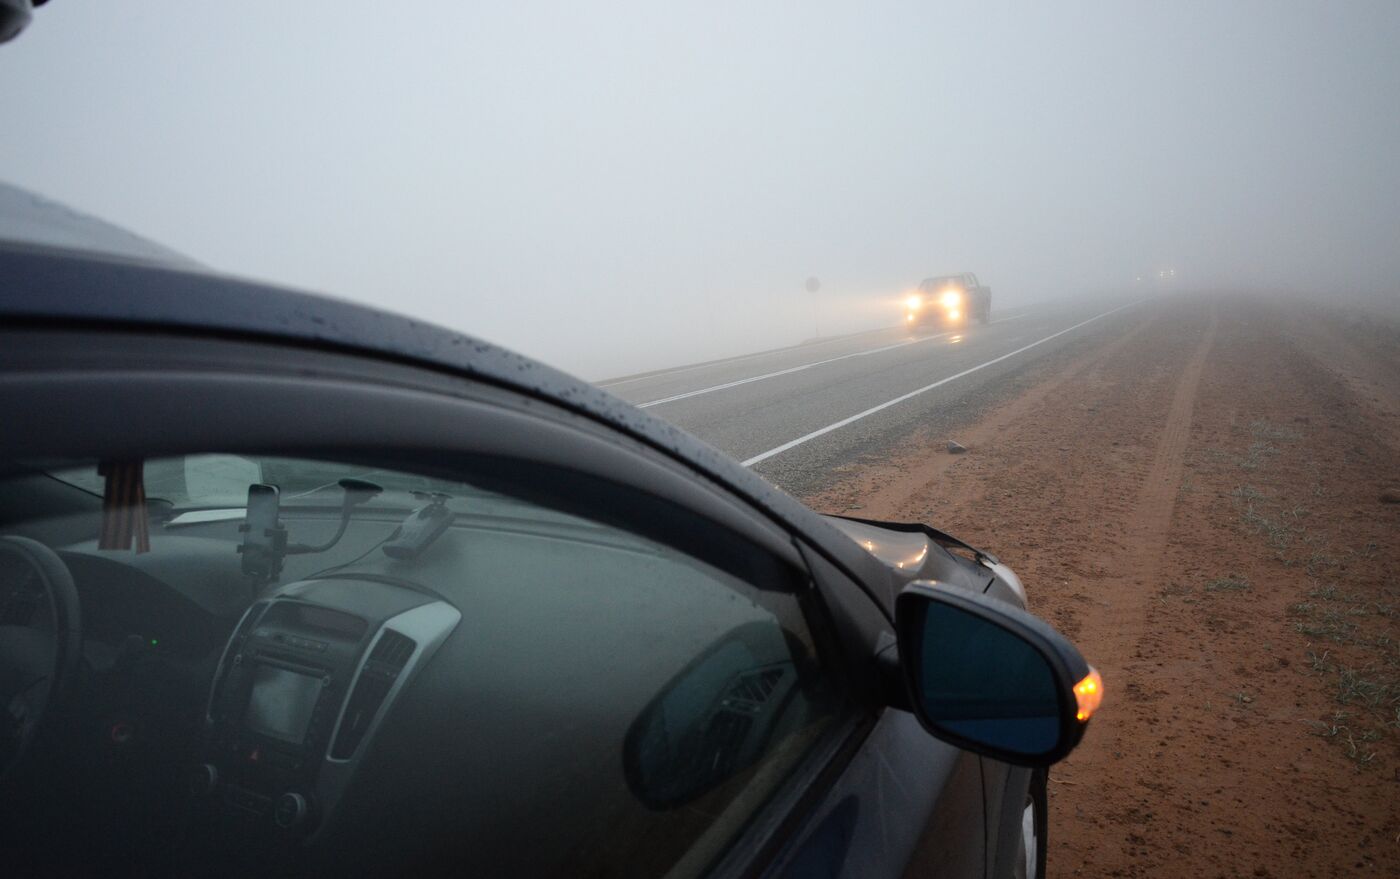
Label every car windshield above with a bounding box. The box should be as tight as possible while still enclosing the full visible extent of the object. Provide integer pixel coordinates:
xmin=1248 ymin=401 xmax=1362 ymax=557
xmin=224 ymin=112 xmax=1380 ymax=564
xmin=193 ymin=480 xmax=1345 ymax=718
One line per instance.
xmin=921 ymin=277 xmax=963 ymax=291
xmin=45 ymin=456 xmax=481 ymax=510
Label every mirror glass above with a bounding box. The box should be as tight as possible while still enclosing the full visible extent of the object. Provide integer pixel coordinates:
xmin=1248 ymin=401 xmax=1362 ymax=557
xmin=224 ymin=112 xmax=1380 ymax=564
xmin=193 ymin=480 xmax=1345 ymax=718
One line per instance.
xmin=914 ymin=599 xmax=1062 ymax=757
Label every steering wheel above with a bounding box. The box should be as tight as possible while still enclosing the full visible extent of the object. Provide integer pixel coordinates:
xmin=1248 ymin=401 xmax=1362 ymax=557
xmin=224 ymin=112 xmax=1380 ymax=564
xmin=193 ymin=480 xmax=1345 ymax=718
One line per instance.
xmin=0 ymin=536 xmax=82 ymax=780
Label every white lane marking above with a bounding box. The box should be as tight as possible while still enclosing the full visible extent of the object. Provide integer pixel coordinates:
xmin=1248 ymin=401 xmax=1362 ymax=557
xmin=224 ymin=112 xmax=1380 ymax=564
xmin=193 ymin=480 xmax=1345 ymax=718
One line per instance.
xmin=740 ymin=301 xmax=1140 ymax=467
xmin=638 ymin=333 xmax=950 ymax=408
xmin=637 ymin=314 xmax=1030 ymax=409
xmin=597 ymin=330 xmax=899 ymax=388
xmin=599 ymin=307 xmax=1040 ymax=389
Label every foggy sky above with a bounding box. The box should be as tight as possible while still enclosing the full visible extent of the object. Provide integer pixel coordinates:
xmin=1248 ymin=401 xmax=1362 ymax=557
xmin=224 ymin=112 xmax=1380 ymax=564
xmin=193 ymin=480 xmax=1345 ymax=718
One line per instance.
xmin=2 ymin=2 xmax=1398 ymax=378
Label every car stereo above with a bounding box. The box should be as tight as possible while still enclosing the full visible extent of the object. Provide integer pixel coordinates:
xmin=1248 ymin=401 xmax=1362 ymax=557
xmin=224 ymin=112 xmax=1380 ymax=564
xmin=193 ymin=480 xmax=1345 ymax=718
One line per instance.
xmin=244 ymin=663 xmax=326 ymax=747
xmin=192 ymin=582 xmax=460 ymax=855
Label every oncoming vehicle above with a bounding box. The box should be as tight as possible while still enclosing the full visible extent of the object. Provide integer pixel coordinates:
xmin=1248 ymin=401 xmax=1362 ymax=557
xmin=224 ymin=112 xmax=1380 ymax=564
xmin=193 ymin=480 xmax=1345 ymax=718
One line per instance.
xmin=905 ymin=273 xmax=992 ymax=329
xmin=0 ymin=239 xmax=1100 ymax=877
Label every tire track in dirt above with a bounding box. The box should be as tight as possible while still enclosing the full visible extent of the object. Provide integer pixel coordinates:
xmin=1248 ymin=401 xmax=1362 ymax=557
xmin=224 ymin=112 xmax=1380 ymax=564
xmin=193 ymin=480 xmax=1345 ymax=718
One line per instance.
xmin=1042 ymin=308 xmax=1218 ymax=873
xmin=1278 ymin=313 xmax=1400 ymax=454
xmin=1084 ymin=307 xmax=1218 ymax=670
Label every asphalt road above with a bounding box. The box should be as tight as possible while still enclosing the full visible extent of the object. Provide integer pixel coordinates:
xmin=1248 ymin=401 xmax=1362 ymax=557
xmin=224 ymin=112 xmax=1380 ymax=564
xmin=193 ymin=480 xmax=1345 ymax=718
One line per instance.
xmin=600 ymin=296 xmax=1145 ymax=495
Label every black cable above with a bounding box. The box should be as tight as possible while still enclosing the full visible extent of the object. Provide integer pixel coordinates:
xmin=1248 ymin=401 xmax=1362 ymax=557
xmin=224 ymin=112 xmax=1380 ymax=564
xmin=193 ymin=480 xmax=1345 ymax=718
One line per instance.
xmin=283 ymin=478 xmax=383 ymax=557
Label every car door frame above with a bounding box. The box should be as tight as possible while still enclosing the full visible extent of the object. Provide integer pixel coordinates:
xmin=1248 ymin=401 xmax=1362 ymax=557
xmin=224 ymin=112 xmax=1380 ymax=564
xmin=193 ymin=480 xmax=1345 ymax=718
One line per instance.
xmin=0 ymin=324 xmax=914 ymax=877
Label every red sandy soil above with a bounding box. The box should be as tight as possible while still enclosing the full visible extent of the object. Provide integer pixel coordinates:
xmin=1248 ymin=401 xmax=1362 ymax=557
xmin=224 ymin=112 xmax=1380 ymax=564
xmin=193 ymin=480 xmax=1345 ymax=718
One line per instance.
xmin=806 ymin=296 xmax=1400 ymax=877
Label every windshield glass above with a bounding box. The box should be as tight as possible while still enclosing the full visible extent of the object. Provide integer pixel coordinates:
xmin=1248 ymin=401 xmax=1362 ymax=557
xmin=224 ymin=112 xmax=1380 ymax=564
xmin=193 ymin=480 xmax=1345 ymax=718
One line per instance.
xmin=46 ymin=456 xmax=476 ymax=510
xmin=920 ymin=277 xmax=963 ymax=291
xmin=0 ymin=451 xmax=841 ymax=876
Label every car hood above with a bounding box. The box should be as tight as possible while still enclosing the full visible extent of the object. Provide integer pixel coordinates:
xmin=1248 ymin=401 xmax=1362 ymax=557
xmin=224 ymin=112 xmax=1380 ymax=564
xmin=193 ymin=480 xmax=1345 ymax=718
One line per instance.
xmin=821 ymin=514 xmax=1026 ymax=612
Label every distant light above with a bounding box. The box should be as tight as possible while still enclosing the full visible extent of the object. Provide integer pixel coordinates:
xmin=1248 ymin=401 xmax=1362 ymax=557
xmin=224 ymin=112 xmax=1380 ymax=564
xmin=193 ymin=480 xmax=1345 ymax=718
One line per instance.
xmin=906 ymin=313 xmax=915 ymax=322
xmin=939 ymin=289 xmax=963 ymax=309
xmin=948 ymin=308 xmax=961 ymax=321
xmin=905 ymin=294 xmax=922 ymax=310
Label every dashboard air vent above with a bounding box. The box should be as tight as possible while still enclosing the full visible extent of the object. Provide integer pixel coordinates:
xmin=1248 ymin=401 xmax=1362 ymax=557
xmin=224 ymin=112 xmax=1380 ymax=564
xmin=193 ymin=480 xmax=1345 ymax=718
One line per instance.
xmin=370 ymin=629 xmax=416 ymax=671
xmin=330 ymin=629 xmax=417 ymax=760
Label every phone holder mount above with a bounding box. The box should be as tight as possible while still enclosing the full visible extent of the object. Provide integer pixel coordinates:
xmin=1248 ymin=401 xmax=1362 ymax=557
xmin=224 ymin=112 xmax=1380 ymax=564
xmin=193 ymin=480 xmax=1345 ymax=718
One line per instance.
xmin=239 ymin=478 xmax=388 ymax=584
xmin=237 ymin=493 xmax=288 ymax=582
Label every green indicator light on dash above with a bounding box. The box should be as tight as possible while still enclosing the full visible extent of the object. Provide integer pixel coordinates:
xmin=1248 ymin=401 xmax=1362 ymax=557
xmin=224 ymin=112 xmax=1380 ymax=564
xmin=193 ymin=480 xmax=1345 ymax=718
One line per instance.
xmin=150 ymin=639 xmax=159 ymax=647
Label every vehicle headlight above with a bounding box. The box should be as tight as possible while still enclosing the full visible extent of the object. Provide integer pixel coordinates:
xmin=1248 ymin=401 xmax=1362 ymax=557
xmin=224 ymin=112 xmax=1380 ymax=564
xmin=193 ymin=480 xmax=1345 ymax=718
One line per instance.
xmin=905 ymin=295 xmax=922 ymax=311
xmin=939 ymin=289 xmax=963 ymax=309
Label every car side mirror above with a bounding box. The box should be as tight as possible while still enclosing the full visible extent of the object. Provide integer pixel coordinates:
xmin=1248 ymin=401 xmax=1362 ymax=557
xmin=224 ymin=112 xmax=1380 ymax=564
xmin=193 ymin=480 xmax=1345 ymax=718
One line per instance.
xmin=895 ymin=581 xmax=1101 ymax=767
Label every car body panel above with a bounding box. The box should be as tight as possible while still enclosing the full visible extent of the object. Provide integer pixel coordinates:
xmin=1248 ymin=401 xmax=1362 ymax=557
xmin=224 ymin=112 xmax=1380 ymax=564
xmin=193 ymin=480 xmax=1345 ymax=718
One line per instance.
xmin=766 ymin=709 xmax=984 ymax=879
xmin=821 ymin=516 xmax=998 ymax=604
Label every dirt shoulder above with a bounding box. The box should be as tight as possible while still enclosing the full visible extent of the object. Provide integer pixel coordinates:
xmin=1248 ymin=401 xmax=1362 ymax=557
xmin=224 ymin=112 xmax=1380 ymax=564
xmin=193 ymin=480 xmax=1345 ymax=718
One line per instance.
xmin=802 ymin=296 xmax=1400 ymax=877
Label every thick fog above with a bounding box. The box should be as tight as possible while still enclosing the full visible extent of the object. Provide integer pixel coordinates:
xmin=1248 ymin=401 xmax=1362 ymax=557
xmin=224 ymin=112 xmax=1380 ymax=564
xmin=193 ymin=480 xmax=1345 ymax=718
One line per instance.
xmin=2 ymin=2 xmax=1397 ymax=378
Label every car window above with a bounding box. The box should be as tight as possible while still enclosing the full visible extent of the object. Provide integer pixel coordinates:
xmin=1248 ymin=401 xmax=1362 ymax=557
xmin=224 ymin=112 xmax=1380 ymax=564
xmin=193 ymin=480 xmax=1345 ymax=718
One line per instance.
xmin=47 ymin=456 xmax=473 ymax=510
xmin=0 ymin=453 xmax=848 ymax=878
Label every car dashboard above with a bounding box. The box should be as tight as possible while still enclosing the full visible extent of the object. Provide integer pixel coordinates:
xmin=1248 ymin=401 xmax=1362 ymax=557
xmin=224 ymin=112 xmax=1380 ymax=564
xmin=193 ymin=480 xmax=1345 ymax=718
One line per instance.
xmin=189 ymin=578 xmax=460 ymax=868
xmin=23 ymin=520 xmax=460 ymax=874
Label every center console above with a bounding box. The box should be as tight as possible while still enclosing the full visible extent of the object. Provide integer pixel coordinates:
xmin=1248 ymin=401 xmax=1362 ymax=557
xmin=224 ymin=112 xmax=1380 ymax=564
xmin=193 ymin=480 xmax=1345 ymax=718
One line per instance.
xmin=191 ymin=578 xmax=460 ymax=855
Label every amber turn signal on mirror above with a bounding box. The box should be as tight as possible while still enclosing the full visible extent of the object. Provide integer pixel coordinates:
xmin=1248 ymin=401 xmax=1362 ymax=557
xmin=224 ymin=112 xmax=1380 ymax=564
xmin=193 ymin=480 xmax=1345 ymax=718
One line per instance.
xmin=1073 ymin=668 xmax=1103 ymax=722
